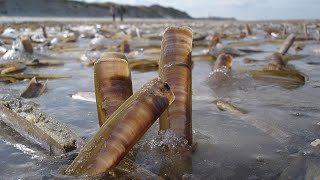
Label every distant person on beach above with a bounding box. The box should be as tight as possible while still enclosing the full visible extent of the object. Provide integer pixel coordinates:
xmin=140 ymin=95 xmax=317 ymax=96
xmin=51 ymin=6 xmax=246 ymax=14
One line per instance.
xmin=119 ymin=5 xmax=126 ymax=22
xmin=110 ymin=6 xmax=116 ymax=22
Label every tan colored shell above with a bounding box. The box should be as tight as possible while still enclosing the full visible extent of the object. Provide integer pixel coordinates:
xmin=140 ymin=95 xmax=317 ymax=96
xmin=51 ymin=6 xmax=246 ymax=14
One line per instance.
xmin=20 ymin=35 xmax=33 ymax=54
xmin=213 ymin=53 xmax=233 ymax=70
xmin=263 ymin=52 xmax=288 ymax=71
xmin=270 ymin=52 xmax=286 ymax=66
xmin=159 ymin=26 xmax=193 ymax=145
xmin=20 ymin=77 xmax=48 ymax=98
xmin=214 ymin=100 xmax=247 ymax=115
xmin=119 ymin=39 xmax=130 ymax=53
xmin=94 ymin=52 xmax=132 ymax=126
xmin=0 ymin=62 xmax=26 ymax=74
xmin=278 ymin=34 xmax=295 ymax=55
xmin=209 ymin=32 xmax=221 ymax=48
xmin=65 ymin=78 xmax=174 ymax=176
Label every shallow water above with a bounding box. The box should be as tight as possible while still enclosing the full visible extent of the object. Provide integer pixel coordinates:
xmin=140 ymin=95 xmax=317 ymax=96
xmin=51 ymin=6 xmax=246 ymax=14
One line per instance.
xmin=0 ymin=19 xmax=320 ymax=179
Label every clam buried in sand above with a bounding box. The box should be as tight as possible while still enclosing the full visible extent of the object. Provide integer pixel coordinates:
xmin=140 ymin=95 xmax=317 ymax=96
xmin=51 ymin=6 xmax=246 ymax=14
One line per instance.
xmin=119 ymin=39 xmax=130 ymax=53
xmin=214 ymin=100 xmax=247 ymax=115
xmin=0 ymin=99 xmax=85 ymax=155
xmin=20 ymin=77 xmax=48 ymax=98
xmin=209 ymin=54 xmax=233 ymax=89
xmin=19 ymin=35 xmax=33 ymax=54
xmin=240 ymin=51 xmax=305 ymax=88
xmin=238 ymin=67 xmax=305 ymax=89
xmin=159 ymin=26 xmax=193 ymax=145
xmin=94 ymin=52 xmax=133 ymax=126
xmin=263 ymin=52 xmax=286 ymax=70
xmin=65 ymin=78 xmax=174 ymax=176
xmin=278 ymin=34 xmax=295 ymax=55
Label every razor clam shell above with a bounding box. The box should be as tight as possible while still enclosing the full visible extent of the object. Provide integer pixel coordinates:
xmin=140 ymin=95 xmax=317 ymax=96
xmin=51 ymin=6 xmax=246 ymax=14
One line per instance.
xmin=20 ymin=77 xmax=48 ymax=98
xmin=94 ymin=53 xmax=132 ymax=126
xmin=66 ymin=78 xmax=174 ymax=176
xmin=159 ymin=26 xmax=193 ymax=145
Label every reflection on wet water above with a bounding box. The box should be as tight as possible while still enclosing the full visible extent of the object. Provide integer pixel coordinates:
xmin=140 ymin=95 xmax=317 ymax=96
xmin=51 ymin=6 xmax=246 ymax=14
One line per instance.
xmin=0 ymin=19 xmax=320 ymax=179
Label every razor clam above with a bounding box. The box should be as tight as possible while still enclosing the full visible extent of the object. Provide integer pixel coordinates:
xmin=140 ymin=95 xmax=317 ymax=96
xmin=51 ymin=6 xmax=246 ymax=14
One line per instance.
xmin=42 ymin=26 xmax=47 ymax=38
xmin=0 ymin=62 xmax=26 ymax=74
xmin=143 ymin=48 xmax=161 ymax=54
xmin=214 ymin=100 xmax=247 ymax=115
xmin=278 ymin=34 xmax=295 ymax=55
xmin=192 ymin=54 xmax=216 ymax=61
xmin=0 ymin=99 xmax=85 ymax=155
xmin=246 ymin=24 xmax=252 ymax=36
xmin=65 ymin=78 xmax=174 ymax=176
xmin=119 ymin=40 xmax=130 ymax=53
xmin=20 ymin=77 xmax=48 ymax=98
xmin=265 ymin=54 xmax=308 ymax=63
xmin=159 ymin=26 xmax=193 ymax=145
xmin=239 ymin=69 xmax=305 ymax=87
xmin=94 ymin=52 xmax=133 ymax=126
xmin=129 ymin=58 xmax=159 ymax=72
xmin=0 ymin=73 xmax=70 ymax=82
xmin=209 ymin=54 xmax=233 ymax=89
xmin=49 ymin=44 xmax=82 ymax=53
xmin=20 ymin=35 xmax=33 ymax=54
xmin=24 ymin=59 xmax=65 ymax=66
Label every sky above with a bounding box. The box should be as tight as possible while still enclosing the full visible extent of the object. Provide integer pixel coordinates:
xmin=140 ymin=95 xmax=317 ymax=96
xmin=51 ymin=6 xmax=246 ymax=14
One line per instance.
xmin=78 ymin=0 xmax=320 ymax=20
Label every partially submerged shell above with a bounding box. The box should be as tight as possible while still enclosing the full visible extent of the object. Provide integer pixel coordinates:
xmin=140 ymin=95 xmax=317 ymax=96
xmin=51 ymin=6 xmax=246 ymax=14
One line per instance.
xmin=278 ymin=34 xmax=295 ymax=55
xmin=192 ymin=54 xmax=216 ymax=61
xmin=209 ymin=54 xmax=233 ymax=89
xmin=213 ymin=53 xmax=233 ymax=70
xmin=49 ymin=44 xmax=83 ymax=53
xmin=0 ymin=99 xmax=85 ymax=155
xmin=94 ymin=52 xmax=133 ymax=126
xmin=24 ymin=59 xmax=65 ymax=66
xmin=270 ymin=52 xmax=286 ymax=66
xmin=209 ymin=32 xmax=221 ymax=48
xmin=119 ymin=40 xmax=130 ymax=53
xmin=265 ymin=54 xmax=308 ymax=63
xmin=129 ymin=58 xmax=159 ymax=72
xmin=0 ymin=62 xmax=26 ymax=74
xmin=143 ymin=48 xmax=161 ymax=54
xmin=159 ymin=26 xmax=193 ymax=145
xmin=214 ymin=100 xmax=247 ymax=115
xmin=20 ymin=77 xmax=48 ymax=98
xmin=0 ymin=73 xmax=70 ymax=83
xmin=239 ymin=69 xmax=305 ymax=88
xmin=20 ymin=35 xmax=33 ymax=54
xmin=65 ymin=78 xmax=174 ymax=176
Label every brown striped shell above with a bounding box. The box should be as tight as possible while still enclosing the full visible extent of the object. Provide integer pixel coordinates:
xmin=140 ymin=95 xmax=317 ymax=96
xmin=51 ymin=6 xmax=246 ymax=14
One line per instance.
xmin=94 ymin=52 xmax=133 ymax=126
xmin=65 ymin=78 xmax=174 ymax=176
xmin=159 ymin=26 xmax=193 ymax=145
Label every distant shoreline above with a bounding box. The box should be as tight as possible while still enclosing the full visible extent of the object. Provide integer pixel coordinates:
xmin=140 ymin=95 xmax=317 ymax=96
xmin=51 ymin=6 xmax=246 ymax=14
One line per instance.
xmin=0 ymin=16 xmax=318 ymax=24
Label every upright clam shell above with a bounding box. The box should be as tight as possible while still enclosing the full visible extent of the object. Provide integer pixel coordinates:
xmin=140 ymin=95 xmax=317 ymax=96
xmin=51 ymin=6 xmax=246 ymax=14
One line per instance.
xmin=20 ymin=35 xmax=33 ymax=54
xmin=246 ymin=24 xmax=252 ymax=36
xmin=159 ymin=26 xmax=193 ymax=145
xmin=213 ymin=53 xmax=233 ymax=70
xmin=65 ymin=78 xmax=174 ymax=176
xmin=278 ymin=34 xmax=295 ymax=55
xmin=270 ymin=52 xmax=285 ymax=66
xmin=20 ymin=77 xmax=48 ymax=98
xmin=94 ymin=52 xmax=133 ymax=126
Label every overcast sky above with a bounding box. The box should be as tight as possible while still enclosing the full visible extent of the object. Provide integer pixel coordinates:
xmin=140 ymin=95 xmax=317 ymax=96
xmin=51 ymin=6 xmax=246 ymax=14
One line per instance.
xmin=79 ymin=0 xmax=320 ymax=20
